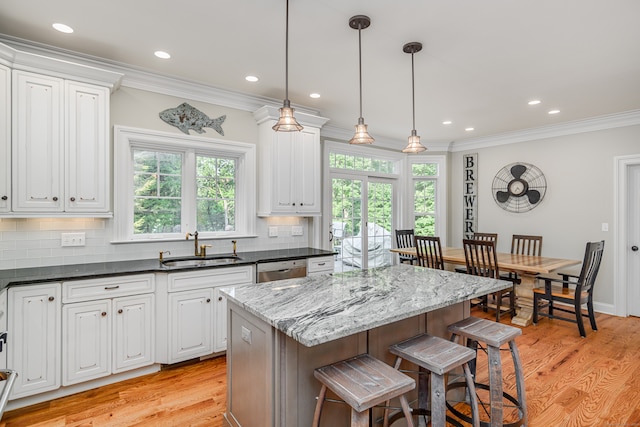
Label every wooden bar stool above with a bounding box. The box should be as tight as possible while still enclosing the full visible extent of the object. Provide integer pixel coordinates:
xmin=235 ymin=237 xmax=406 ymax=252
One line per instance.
xmin=384 ymin=333 xmax=480 ymax=427
xmin=447 ymin=317 xmax=527 ymax=427
xmin=312 ymin=354 xmax=416 ymax=427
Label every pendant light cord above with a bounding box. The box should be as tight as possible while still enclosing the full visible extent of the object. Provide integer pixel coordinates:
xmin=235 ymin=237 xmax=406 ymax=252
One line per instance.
xmin=411 ymin=50 xmax=416 ymax=132
xmin=285 ymin=0 xmax=290 ymax=103
xmin=358 ymin=23 xmax=363 ymax=119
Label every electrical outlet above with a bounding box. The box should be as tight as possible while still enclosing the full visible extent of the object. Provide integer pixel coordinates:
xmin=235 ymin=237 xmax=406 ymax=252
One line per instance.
xmin=241 ymin=326 xmax=252 ymax=344
xmin=61 ymin=232 xmax=86 ymax=247
xmin=268 ymin=226 xmax=278 ymax=237
xmin=602 ymin=223 xmax=609 ymax=232
xmin=292 ymin=226 xmax=303 ymax=236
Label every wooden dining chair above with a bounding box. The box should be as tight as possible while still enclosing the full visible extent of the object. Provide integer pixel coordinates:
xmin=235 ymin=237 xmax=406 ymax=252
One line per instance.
xmin=395 ymin=229 xmax=417 ymax=265
xmin=501 ymin=234 xmax=543 ymax=283
xmin=533 ymin=240 xmax=604 ymax=337
xmin=463 ymin=238 xmax=516 ymax=322
xmin=414 ymin=236 xmax=444 ymax=269
xmin=456 ymin=232 xmax=499 ymax=273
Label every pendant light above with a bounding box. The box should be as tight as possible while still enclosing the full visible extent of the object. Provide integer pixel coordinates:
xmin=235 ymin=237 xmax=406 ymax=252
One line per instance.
xmin=402 ymin=42 xmax=427 ymax=153
xmin=348 ymin=15 xmax=374 ymax=145
xmin=273 ymin=0 xmax=303 ymax=132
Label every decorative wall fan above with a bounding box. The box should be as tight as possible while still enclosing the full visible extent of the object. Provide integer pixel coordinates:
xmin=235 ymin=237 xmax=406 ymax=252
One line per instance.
xmin=492 ymin=162 xmax=547 ymax=213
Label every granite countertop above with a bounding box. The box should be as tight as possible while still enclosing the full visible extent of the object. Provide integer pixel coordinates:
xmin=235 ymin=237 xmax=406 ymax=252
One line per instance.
xmin=0 ymin=247 xmax=335 ymax=290
xmin=222 ymin=264 xmax=512 ymax=347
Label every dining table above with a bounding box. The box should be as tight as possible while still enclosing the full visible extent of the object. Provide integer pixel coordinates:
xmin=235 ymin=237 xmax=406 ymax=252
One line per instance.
xmin=391 ymin=246 xmax=581 ymax=326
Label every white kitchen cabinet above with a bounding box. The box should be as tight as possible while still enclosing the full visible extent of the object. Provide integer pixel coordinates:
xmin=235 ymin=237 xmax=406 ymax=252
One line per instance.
xmin=307 ymin=256 xmax=335 ymax=276
xmin=169 ymin=288 xmax=214 ymax=363
xmin=11 ymin=70 xmax=110 ymax=215
xmin=0 ymin=64 xmax=10 ymax=213
xmin=8 ymin=283 xmax=62 ymax=399
xmin=255 ymin=106 xmax=328 ymax=217
xmin=61 ymin=275 xmax=155 ymax=386
xmin=160 ymin=265 xmax=253 ymax=363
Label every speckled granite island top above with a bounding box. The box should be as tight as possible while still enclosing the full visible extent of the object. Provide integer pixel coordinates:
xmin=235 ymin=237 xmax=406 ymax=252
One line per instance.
xmin=222 ymin=263 xmax=512 ymax=347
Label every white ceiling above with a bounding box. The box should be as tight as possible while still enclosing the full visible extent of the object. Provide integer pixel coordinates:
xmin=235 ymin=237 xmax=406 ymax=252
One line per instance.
xmin=1 ymin=0 xmax=639 ymax=150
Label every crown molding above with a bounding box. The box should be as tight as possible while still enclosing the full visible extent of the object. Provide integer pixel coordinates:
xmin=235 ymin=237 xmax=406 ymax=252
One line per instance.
xmin=451 ymin=109 xmax=640 ymax=152
xmin=0 ymin=34 xmax=320 ymax=116
xmin=0 ymin=37 xmax=122 ymax=90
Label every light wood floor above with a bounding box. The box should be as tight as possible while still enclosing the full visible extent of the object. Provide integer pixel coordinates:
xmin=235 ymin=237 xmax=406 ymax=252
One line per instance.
xmin=2 ymin=310 xmax=640 ymax=427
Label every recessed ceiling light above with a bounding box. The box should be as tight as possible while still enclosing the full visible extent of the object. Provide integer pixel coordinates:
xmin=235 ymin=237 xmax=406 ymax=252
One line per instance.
xmin=52 ymin=23 xmax=74 ymax=34
xmin=528 ymin=100 xmax=541 ymax=105
xmin=245 ymin=75 xmax=259 ymax=82
xmin=154 ymin=51 xmax=171 ymax=59
xmin=442 ymin=120 xmax=452 ymax=125
xmin=548 ymin=109 xmax=560 ymax=115
xmin=309 ymin=93 xmax=321 ymax=99
xmin=465 ymin=127 xmax=474 ymax=131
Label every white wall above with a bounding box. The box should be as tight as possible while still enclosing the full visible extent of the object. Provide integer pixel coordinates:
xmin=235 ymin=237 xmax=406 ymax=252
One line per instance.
xmin=0 ymin=87 xmax=311 ymax=269
xmin=449 ymin=124 xmax=640 ymax=310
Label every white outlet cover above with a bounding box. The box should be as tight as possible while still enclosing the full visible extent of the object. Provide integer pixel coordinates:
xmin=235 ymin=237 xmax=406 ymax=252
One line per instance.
xmin=268 ymin=226 xmax=278 ymax=237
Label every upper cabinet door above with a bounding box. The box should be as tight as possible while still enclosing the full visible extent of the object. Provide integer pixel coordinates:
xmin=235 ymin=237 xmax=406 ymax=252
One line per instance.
xmin=0 ymin=65 xmax=10 ymax=212
xmin=65 ymin=81 xmax=110 ymax=213
xmin=12 ymin=70 xmax=64 ymax=212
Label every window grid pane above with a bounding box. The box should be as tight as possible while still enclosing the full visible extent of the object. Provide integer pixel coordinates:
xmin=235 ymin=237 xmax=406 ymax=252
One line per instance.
xmin=133 ymin=150 xmax=182 ymax=234
xmin=196 ymin=155 xmax=237 ymax=232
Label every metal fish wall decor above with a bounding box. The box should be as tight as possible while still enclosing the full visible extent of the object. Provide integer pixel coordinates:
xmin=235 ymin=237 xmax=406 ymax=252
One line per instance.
xmin=159 ymin=102 xmax=226 ymax=136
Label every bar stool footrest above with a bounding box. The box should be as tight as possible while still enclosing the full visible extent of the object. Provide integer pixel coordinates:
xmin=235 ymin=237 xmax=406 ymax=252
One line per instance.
xmin=445 ymin=381 xmax=525 ymax=427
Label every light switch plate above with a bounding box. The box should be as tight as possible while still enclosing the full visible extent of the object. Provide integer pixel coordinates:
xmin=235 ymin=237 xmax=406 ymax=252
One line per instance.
xmin=61 ymin=232 xmax=86 ymax=247
xmin=292 ymin=226 xmax=303 ymax=236
xmin=602 ymin=223 xmax=609 ymax=232
xmin=268 ymin=226 xmax=278 ymax=237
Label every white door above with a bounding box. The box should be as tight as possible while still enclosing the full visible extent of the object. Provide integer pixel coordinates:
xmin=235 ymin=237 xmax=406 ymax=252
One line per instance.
xmin=113 ymin=294 xmax=154 ymax=373
xmin=628 ymin=165 xmax=640 ymax=316
xmin=169 ymin=289 xmax=214 ymax=363
xmin=63 ymin=300 xmax=111 ymax=385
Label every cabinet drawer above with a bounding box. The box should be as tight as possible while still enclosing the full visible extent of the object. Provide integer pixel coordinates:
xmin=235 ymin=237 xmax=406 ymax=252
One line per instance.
xmin=168 ymin=265 xmax=254 ymax=292
xmin=307 ymin=256 xmax=335 ymax=274
xmin=62 ymin=274 xmax=155 ymax=303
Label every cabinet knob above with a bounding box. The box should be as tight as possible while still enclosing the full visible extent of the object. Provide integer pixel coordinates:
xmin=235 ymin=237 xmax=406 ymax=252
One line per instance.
xmin=70 ymin=197 xmax=76 ymax=202
xmin=1 ymin=196 xmax=6 ymax=201
xmin=52 ymin=197 xmax=58 ymax=202
xmin=48 ymin=296 xmax=55 ymax=302
xmin=101 ymin=312 xmax=107 ymax=317
xmin=206 ymin=298 xmax=211 ymax=303
xmin=218 ymin=296 xmax=223 ymax=301
xmin=292 ymin=203 xmax=296 ymax=206
xmin=118 ymin=309 xmax=123 ymax=314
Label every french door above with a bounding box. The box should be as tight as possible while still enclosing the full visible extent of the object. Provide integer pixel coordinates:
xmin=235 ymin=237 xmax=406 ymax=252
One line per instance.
xmin=331 ymin=174 xmax=395 ymax=273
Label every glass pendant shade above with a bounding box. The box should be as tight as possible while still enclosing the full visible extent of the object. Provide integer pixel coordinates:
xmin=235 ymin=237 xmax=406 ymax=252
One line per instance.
xmin=402 ymin=129 xmax=427 ymax=153
xmin=349 ymin=117 xmax=375 ymax=145
xmin=272 ymin=100 xmax=303 ymax=132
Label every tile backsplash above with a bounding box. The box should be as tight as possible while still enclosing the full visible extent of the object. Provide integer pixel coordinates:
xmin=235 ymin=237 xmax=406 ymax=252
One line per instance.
xmin=0 ymin=217 xmax=310 ymax=269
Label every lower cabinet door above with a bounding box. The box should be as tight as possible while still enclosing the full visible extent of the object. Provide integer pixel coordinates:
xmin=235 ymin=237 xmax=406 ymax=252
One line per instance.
xmin=62 ymin=300 xmax=111 ymax=386
xmin=113 ymin=294 xmax=155 ymax=373
xmin=8 ymin=283 xmax=62 ymax=399
xmin=169 ymin=288 xmax=214 ymax=363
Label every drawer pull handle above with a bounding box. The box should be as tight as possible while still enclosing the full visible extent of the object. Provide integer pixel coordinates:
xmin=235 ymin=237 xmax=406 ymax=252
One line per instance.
xmin=317 ymin=262 xmax=326 ymax=266
xmin=104 ymin=286 xmax=120 ymax=290
xmin=101 ymin=312 xmax=107 ymax=317
xmin=118 ymin=309 xmax=123 ymax=314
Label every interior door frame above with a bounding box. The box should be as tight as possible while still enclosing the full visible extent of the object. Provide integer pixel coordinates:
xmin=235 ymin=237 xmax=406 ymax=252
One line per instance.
xmin=614 ymin=154 xmax=640 ymax=317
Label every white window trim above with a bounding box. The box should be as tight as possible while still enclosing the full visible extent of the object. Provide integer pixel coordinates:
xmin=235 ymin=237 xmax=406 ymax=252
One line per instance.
xmin=113 ymin=125 xmax=256 ymax=243
xmin=406 ymin=154 xmax=447 ymax=245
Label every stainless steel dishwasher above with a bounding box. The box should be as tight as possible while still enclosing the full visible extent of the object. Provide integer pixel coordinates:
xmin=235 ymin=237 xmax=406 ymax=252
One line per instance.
xmin=256 ymin=259 xmax=307 ymax=283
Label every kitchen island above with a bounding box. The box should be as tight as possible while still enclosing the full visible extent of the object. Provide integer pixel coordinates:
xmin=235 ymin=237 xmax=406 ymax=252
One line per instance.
xmin=222 ymin=264 xmax=512 ymax=427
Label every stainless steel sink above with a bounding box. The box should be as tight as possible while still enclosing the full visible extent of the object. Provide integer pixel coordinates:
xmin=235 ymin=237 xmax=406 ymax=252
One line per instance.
xmin=162 ymin=256 xmax=242 ymax=268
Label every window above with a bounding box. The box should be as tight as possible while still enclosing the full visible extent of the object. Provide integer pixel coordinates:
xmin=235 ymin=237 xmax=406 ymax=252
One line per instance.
xmin=408 ymin=156 xmax=446 ymax=239
xmin=114 ymin=126 xmax=255 ymax=242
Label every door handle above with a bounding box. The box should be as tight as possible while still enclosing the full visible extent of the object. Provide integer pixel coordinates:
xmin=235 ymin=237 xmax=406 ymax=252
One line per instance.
xmin=632 ymin=246 xmax=639 ymax=252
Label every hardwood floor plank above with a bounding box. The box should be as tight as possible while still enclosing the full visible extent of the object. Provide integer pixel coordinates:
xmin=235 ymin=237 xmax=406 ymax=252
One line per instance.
xmin=2 ymin=312 xmax=640 ymax=426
